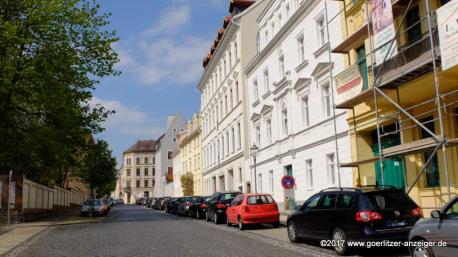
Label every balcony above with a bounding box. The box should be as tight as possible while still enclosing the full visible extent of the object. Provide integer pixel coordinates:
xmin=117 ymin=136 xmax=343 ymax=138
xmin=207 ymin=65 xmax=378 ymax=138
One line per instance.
xmin=332 ymin=22 xmax=372 ymax=53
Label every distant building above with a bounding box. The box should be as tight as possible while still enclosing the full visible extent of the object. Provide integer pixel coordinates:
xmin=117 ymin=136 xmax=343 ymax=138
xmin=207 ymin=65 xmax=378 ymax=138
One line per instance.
xmin=118 ymin=140 xmax=158 ymax=204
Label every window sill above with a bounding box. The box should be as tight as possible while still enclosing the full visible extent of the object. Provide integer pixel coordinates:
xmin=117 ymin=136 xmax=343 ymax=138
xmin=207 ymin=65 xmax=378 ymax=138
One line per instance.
xmin=313 ymin=42 xmax=329 ymax=59
xmin=252 ymin=99 xmax=260 ymax=108
xmin=295 ymin=60 xmax=309 ymax=73
xmin=262 ymin=90 xmax=271 ymax=99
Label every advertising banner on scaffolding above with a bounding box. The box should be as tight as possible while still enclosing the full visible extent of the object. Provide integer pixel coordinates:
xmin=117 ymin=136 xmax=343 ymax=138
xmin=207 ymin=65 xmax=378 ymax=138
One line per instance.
xmin=371 ymin=0 xmax=398 ymax=64
xmin=335 ymin=64 xmax=363 ymax=105
xmin=437 ymin=0 xmax=458 ymax=71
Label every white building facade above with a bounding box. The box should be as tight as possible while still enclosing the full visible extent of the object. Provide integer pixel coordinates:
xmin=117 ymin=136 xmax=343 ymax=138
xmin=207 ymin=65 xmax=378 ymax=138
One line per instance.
xmin=244 ymin=0 xmax=353 ymax=211
xmin=199 ymin=0 xmax=269 ymax=195
xmin=154 ymin=113 xmax=186 ymax=198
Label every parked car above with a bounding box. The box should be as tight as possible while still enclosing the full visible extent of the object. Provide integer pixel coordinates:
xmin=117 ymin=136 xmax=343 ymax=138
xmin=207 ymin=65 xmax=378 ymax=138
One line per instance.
xmin=170 ymin=197 xmax=184 ymax=214
xmin=206 ymin=192 xmax=241 ymax=224
xmin=80 ymin=199 xmax=108 ymax=217
xmin=287 ymin=186 xmax=423 ymax=255
xmin=159 ymin=197 xmax=169 ymax=210
xmin=135 ymin=197 xmax=144 ymax=205
xmin=226 ymin=193 xmax=280 ymax=230
xmin=189 ymin=196 xmax=211 ymax=219
xmin=408 ymin=194 xmax=458 ymax=257
xmin=165 ymin=197 xmax=176 ymax=213
xmin=116 ymin=198 xmax=124 ymax=204
xmin=178 ymin=196 xmax=199 ymax=216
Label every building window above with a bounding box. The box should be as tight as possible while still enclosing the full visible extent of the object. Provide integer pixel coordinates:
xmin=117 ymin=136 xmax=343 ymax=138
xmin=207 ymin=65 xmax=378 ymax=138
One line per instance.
xmin=234 ymin=41 xmax=238 ymax=59
xmin=222 ymin=136 xmax=225 ymax=158
xmin=256 ymin=31 xmax=261 ymax=53
xmin=255 ymin=125 xmax=261 ymax=147
xmin=253 ymin=79 xmax=259 ymax=101
xmin=136 ymin=157 xmax=140 ymax=165
xmin=297 ymin=35 xmax=305 ymax=63
xmin=257 ymin=173 xmax=263 ymax=193
xmin=229 ymin=50 xmax=232 ymax=68
xmin=271 ymin=22 xmax=275 ymax=35
xmin=306 ymin=159 xmax=313 ymax=187
xmin=269 ymin=170 xmax=274 ymax=193
xmin=266 ymin=119 xmax=272 ymax=144
xmin=136 ymin=169 xmax=141 ymax=176
xmin=152 ymin=168 xmax=155 ymax=176
xmin=226 ymin=132 xmax=230 ymax=156
xmin=322 ymin=83 xmax=331 ymax=117
xmin=126 ymin=169 xmax=131 ymax=177
xmin=144 ymin=180 xmax=149 ymax=188
xmin=278 ymin=13 xmax=282 ymax=27
xmin=136 ymin=180 xmax=141 ymax=188
xmin=317 ymin=16 xmax=326 ymax=46
xmin=327 ymin=153 xmax=336 ymax=184
xmin=237 ymin=122 xmax=242 ymax=149
xmin=168 ymin=151 xmax=173 ymax=160
xmin=302 ymin=96 xmax=310 ymax=126
xmin=153 ymin=179 xmax=155 ymax=187
xmin=265 ymin=30 xmax=269 ymax=43
xmin=235 ymin=81 xmax=239 ymax=103
xmin=144 ymin=157 xmax=148 ymax=164
xmin=152 ymin=157 xmax=155 ymax=164
xmin=263 ymin=69 xmax=269 ymax=92
xmin=126 ymin=158 xmax=131 ymax=165
xmin=126 ymin=181 xmax=131 ymax=188
xmin=225 ymin=95 xmax=228 ymax=115
xmin=282 ymin=104 xmax=288 ymax=136
xmin=239 ymin=167 xmax=243 ymax=184
xmin=279 ymin=52 xmax=285 ymax=78
xmin=144 ymin=168 xmax=149 ymax=176
xmin=231 ymin=127 xmax=235 ymax=153
xmin=286 ymin=4 xmax=290 ymax=18
xmin=229 ymin=88 xmax=233 ymax=110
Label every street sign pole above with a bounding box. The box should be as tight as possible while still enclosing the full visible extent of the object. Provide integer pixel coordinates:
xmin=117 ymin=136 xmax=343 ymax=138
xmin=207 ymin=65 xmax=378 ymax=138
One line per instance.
xmin=7 ymin=170 xmax=12 ymax=226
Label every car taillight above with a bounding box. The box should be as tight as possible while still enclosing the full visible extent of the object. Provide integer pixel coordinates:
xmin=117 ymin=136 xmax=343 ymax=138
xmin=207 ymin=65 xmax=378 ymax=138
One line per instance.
xmin=356 ymin=211 xmax=383 ymax=222
xmin=200 ymin=203 xmax=207 ymax=208
xmin=411 ymin=207 xmax=423 ymax=217
xmin=185 ymin=202 xmax=191 ymax=206
xmin=216 ymin=203 xmax=226 ymax=209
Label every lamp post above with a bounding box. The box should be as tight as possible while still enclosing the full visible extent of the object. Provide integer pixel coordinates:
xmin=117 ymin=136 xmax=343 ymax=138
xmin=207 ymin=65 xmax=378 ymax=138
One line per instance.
xmin=250 ymin=144 xmax=259 ymax=193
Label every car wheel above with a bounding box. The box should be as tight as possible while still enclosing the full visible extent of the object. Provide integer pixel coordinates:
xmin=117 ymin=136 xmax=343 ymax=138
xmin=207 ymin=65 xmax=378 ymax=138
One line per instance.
xmin=287 ymin=221 xmax=300 ymax=243
xmin=214 ymin=213 xmax=219 ymax=224
xmin=238 ymin=217 xmax=245 ymax=230
xmin=331 ymin=228 xmax=348 ymax=255
xmin=410 ymin=240 xmax=435 ymax=257
xmin=272 ymin=222 xmax=280 ymax=228
xmin=206 ymin=212 xmax=211 ymax=222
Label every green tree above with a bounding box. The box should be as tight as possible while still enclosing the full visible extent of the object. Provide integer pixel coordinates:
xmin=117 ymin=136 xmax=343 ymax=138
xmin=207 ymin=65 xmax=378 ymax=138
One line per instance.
xmin=0 ymin=0 xmax=118 ymax=184
xmin=79 ymin=139 xmax=117 ymax=198
xmin=181 ymin=172 xmax=194 ymax=196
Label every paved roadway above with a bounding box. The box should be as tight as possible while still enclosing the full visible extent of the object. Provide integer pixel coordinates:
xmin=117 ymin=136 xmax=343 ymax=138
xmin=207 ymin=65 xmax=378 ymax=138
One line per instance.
xmin=8 ymin=205 xmax=409 ymax=257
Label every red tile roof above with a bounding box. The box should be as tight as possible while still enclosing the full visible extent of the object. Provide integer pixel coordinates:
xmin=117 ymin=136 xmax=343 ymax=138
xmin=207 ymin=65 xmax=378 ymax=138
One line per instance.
xmin=124 ymin=140 xmax=158 ymax=154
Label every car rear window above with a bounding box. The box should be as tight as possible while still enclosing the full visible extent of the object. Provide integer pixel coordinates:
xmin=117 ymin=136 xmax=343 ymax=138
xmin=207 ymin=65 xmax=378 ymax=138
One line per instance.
xmin=247 ymin=195 xmax=274 ymax=205
xmin=362 ymin=190 xmax=415 ymax=210
xmin=84 ymin=200 xmax=101 ymax=205
xmin=220 ymin=193 xmax=239 ymax=201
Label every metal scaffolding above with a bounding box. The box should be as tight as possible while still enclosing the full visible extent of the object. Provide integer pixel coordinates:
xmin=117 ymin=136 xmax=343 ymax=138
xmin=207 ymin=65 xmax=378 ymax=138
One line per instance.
xmin=324 ymin=0 xmax=458 ymax=201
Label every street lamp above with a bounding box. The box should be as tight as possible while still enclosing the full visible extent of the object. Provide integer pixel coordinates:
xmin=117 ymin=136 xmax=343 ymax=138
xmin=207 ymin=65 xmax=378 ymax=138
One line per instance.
xmin=250 ymin=143 xmax=259 ymax=193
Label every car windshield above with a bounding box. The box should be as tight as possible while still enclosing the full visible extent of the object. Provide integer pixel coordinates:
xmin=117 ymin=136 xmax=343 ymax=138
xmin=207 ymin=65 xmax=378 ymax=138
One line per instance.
xmin=247 ymin=195 xmax=274 ymax=205
xmin=362 ymin=190 xmax=415 ymax=210
xmin=84 ymin=200 xmax=101 ymax=205
xmin=221 ymin=193 xmax=238 ymax=201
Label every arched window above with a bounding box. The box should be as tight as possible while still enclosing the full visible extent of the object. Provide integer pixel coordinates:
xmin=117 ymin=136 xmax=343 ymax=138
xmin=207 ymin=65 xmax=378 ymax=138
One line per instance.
xmin=279 ymin=50 xmax=285 ymax=78
xmin=282 ymin=103 xmax=288 ymax=136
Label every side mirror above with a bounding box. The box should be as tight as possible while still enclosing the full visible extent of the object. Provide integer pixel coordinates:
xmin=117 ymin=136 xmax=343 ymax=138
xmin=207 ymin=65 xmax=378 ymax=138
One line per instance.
xmin=431 ymin=210 xmax=441 ymax=219
xmin=294 ymin=205 xmax=302 ymax=211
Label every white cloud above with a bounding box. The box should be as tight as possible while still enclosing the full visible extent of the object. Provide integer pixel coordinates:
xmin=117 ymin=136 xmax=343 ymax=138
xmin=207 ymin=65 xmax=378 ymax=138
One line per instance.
xmin=89 ymin=97 xmax=165 ymax=138
xmin=116 ymin=2 xmax=211 ymax=88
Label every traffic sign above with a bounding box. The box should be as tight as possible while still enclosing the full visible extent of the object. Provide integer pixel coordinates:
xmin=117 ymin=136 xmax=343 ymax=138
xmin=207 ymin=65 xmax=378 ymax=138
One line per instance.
xmin=281 ymin=175 xmax=295 ymax=189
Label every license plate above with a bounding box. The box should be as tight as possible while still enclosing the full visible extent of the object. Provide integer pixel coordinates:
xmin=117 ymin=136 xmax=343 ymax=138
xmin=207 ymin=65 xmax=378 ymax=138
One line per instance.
xmin=386 ymin=220 xmax=407 ymax=228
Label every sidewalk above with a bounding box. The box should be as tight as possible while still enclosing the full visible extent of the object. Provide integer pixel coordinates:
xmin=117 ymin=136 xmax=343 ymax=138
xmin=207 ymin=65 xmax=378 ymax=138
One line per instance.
xmin=0 ymin=208 xmax=106 ymax=256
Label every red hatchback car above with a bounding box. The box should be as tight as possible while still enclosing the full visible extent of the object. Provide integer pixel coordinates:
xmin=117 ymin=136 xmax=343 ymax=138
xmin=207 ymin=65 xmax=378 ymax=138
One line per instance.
xmin=226 ymin=193 xmax=280 ymax=230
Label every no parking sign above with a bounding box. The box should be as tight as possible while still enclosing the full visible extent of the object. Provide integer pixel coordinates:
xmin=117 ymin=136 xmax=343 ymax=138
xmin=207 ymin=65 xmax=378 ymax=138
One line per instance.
xmin=281 ymin=175 xmax=295 ymax=189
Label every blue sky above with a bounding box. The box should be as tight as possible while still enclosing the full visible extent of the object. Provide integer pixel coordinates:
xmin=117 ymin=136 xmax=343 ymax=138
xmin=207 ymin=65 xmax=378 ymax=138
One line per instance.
xmin=92 ymin=0 xmax=228 ymax=165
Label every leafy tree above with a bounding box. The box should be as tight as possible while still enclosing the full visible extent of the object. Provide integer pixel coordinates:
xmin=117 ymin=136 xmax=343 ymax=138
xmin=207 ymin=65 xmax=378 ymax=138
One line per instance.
xmin=79 ymin=139 xmax=117 ymax=198
xmin=180 ymin=172 xmax=194 ymax=196
xmin=0 ymin=0 xmax=118 ymax=184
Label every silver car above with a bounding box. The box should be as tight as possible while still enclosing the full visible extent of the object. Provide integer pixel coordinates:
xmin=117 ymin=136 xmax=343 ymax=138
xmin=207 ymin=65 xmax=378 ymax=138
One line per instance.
xmin=408 ymin=195 xmax=458 ymax=257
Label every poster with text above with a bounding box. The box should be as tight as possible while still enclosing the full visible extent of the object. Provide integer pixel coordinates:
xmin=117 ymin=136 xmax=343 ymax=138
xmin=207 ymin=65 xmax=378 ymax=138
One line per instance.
xmin=437 ymin=0 xmax=458 ymax=70
xmin=371 ymin=0 xmax=398 ymax=64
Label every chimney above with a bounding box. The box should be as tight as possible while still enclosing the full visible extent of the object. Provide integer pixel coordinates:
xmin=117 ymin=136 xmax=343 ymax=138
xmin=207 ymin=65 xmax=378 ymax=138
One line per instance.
xmin=167 ymin=115 xmax=175 ymax=128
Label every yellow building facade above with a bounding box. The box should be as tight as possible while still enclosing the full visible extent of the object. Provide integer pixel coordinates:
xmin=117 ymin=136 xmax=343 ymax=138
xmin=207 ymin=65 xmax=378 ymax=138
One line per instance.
xmin=329 ymin=0 xmax=458 ymax=215
xmin=179 ymin=114 xmax=203 ymax=196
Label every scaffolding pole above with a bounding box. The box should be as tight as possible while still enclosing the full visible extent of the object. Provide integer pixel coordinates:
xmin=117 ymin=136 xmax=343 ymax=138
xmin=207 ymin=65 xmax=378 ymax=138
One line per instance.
xmin=324 ymin=0 xmax=343 ymax=187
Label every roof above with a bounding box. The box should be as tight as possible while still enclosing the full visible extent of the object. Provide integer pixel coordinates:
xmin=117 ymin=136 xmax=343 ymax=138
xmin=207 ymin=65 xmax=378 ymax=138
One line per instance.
xmin=123 ymin=140 xmax=158 ymax=154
